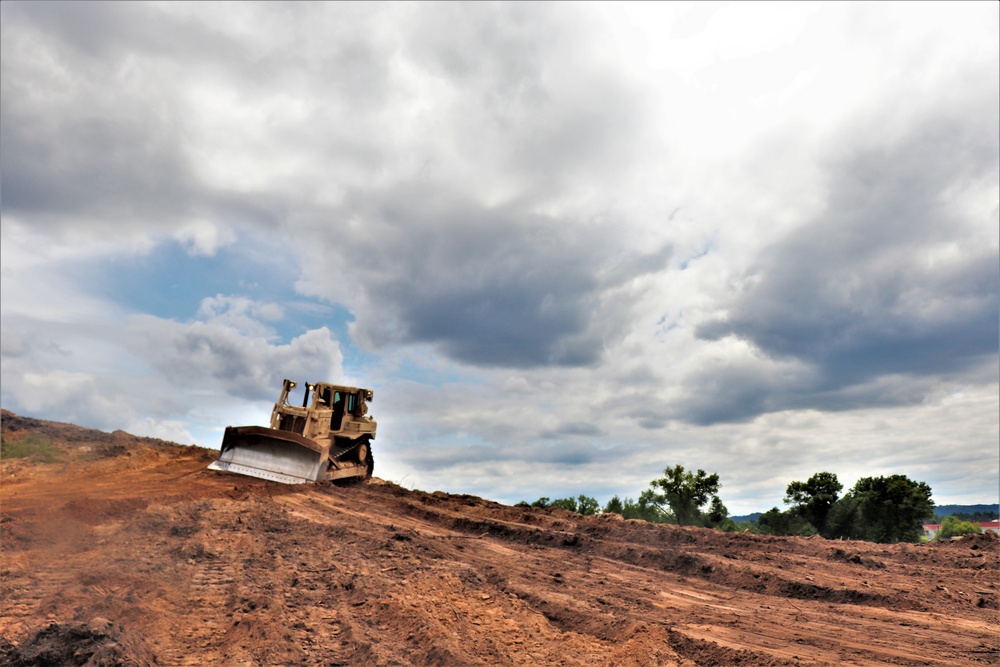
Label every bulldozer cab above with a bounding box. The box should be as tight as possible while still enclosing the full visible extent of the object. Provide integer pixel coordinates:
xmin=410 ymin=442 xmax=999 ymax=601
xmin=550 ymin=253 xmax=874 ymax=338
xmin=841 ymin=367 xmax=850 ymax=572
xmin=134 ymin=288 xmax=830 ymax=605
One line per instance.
xmin=324 ymin=387 xmax=368 ymax=430
xmin=271 ymin=380 xmax=372 ymax=439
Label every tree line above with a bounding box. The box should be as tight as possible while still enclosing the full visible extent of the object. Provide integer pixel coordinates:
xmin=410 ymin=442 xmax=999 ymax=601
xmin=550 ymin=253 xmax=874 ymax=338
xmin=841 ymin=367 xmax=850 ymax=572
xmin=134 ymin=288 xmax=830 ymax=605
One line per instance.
xmin=520 ymin=465 xmax=955 ymax=544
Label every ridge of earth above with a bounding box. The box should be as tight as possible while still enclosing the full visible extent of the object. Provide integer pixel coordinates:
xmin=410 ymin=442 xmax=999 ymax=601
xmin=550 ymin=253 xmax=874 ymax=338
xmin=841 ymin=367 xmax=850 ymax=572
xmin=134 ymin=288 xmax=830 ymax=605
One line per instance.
xmin=1 ymin=409 xmax=997 ymax=666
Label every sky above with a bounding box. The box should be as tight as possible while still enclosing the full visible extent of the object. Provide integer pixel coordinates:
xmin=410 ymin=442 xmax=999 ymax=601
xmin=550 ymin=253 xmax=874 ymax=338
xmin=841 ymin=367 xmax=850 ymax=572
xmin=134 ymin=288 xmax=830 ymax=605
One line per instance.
xmin=1 ymin=1 xmax=997 ymax=514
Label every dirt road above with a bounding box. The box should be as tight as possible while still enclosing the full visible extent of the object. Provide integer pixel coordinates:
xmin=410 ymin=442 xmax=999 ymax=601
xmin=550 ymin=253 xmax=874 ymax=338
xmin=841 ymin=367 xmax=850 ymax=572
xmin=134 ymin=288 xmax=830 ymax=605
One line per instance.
xmin=1 ymin=411 xmax=997 ymax=666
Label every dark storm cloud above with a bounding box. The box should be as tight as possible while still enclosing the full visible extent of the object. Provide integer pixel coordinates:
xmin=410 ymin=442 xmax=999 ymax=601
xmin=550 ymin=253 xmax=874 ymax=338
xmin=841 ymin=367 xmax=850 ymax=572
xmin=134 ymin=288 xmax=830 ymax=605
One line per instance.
xmin=666 ymin=359 xmax=946 ymax=426
xmin=284 ymin=5 xmax=662 ymax=370
xmin=693 ymin=100 xmax=999 ymax=422
xmin=312 ymin=189 xmax=669 ymax=368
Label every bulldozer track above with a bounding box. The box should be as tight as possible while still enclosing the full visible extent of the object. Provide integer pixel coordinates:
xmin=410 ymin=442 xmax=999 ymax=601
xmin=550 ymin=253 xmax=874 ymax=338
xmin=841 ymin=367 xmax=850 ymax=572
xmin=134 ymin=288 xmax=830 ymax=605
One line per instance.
xmin=328 ymin=438 xmax=366 ymax=461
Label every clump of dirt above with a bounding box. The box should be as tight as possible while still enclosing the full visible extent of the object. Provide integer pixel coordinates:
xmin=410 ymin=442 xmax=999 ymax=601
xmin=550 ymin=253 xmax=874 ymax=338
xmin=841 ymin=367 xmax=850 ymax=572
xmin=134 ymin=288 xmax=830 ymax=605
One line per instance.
xmin=0 ymin=618 xmax=157 ymax=667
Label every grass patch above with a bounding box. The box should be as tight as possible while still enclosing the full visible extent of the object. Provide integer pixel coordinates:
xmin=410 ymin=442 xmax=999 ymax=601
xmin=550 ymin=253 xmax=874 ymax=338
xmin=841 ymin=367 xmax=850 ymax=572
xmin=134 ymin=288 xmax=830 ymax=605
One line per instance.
xmin=1 ymin=434 xmax=62 ymax=463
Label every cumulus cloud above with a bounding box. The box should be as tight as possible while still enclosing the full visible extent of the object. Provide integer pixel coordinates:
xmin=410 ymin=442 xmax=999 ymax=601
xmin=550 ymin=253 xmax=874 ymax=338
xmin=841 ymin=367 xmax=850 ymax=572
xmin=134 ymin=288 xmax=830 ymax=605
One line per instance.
xmin=126 ymin=297 xmax=342 ymax=401
xmin=296 ymin=192 xmax=670 ymax=368
xmin=195 ymin=295 xmax=284 ymax=337
xmin=174 ymin=221 xmax=237 ymax=257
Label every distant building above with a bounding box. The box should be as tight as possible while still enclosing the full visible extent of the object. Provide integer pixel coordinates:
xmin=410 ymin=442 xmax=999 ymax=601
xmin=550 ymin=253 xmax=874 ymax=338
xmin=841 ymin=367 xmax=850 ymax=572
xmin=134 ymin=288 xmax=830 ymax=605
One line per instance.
xmin=923 ymin=521 xmax=1000 ymax=539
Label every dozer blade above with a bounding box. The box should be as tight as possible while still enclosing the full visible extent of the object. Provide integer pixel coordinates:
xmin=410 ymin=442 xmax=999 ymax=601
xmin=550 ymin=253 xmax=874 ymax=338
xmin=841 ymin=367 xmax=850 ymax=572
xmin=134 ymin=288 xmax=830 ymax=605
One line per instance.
xmin=208 ymin=426 xmax=327 ymax=484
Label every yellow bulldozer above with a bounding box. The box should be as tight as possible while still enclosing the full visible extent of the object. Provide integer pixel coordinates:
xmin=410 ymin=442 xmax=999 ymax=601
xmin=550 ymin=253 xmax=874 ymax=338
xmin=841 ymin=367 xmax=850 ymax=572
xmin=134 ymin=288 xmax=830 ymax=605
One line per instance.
xmin=209 ymin=379 xmax=376 ymax=484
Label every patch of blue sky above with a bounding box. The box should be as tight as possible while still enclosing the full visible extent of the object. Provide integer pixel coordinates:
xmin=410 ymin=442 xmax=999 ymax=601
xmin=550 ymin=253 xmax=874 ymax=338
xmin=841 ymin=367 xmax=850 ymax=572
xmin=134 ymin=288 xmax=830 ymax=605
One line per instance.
xmin=99 ymin=236 xmax=356 ymax=344
xmin=656 ymin=315 xmax=680 ymax=331
xmin=102 ymin=242 xmax=257 ymax=321
xmin=678 ymin=245 xmax=712 ymax=271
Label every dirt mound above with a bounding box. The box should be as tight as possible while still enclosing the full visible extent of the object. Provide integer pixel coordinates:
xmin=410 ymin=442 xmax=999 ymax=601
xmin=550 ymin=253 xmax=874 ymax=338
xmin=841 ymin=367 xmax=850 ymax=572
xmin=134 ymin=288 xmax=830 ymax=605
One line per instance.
xmin=0 ymin=618 xmax=157 ymax=667
xmin=1 ymin=411 xmax=998 ymax=666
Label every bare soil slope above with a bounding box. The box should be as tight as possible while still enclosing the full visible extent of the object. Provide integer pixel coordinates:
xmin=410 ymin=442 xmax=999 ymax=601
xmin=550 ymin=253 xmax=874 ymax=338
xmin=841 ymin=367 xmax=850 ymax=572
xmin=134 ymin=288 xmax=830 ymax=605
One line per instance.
xmin=1 ymin=410 xmax=997 ymax=666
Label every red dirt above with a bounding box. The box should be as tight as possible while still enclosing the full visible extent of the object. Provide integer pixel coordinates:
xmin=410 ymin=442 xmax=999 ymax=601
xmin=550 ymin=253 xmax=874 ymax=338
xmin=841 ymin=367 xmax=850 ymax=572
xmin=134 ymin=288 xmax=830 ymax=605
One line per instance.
xmin=1 ymin=410 xmax=997 ymax=666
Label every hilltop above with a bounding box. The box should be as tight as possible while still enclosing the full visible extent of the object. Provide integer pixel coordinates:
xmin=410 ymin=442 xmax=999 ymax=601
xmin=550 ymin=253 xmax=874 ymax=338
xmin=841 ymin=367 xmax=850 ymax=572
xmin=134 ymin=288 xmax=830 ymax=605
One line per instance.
xmin=1 ymin=411 xmax=997 ymax=666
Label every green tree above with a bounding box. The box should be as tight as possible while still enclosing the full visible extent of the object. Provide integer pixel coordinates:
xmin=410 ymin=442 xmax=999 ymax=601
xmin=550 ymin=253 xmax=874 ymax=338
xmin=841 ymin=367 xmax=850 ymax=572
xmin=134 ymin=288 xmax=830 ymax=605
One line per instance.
xmin=825 ymin=493 xmax=863 ymax=540
xmin=935 ymin=516 xmax=980 ymax=540
xmin=784 ymin=472 xmax=842 ymax=535
xmin=704 ymin=495 xmax=737 ymax=531
xmin=621 ymin=491 xmax=673 ymax=523
xmin=604 ymin=495 xmax=625 ymax=515
xmin=647 ymin=465 xmax=721 ymax=526
xmin=576 ymin=495 xmax=600 ymax=516
xmin=522 ymin=495 xmax=599 ymax=516
xmin=549 ymin=497 xmax=578 ymax=512
xmin=757 ymin=507 xmax=817 ymax=536
xmin=836 ymin=475 xmax=935 ymax=543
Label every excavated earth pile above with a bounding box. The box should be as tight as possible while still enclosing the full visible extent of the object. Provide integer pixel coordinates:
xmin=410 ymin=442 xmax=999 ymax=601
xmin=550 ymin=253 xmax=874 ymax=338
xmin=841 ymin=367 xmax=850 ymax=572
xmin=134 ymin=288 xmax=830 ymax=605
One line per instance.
xmin=1 ymin=409 xmax=997 ymax=666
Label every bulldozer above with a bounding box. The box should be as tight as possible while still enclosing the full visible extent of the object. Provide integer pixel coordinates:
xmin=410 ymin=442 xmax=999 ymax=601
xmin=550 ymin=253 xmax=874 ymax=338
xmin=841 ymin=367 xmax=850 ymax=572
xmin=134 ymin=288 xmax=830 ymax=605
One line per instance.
xmin=208 ymin=379 xmax=376 ymax=484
